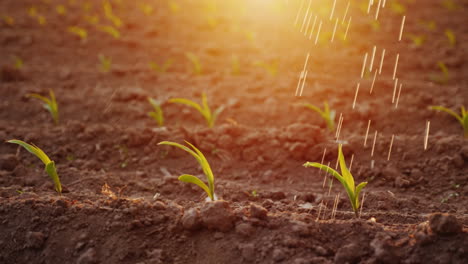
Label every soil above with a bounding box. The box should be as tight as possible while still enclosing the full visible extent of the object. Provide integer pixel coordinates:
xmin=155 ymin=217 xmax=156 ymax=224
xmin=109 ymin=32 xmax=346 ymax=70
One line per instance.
xmin=0 ymin=0 xmax=467 ymax=263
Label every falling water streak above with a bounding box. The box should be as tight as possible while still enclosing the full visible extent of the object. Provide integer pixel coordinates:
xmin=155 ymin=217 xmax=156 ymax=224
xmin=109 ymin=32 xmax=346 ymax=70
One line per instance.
xmin=369 ymin=46 xmax=376 ymax=72
xmin=335 ymin=114 xmax=344 ymax=141
xmin=335 ymin=113 xmax=343 ymax=138
xmin=103 ymin=86 xmax=121 ymax=114
xmin=424 ymin=121 xmax=430 ymax=150
xmin=344 ymin=16 xmax=352 ymax=40
xmin=295 ymin=53 xmax=310 ymax=96
xmin=330 ymin=0 xmax=337 ymax=20
xmin=322 ymin=162 xmax=331 ymax=188
xmin=395 ymin=83 xmax=403 ymax=108
xmin=387 ymin=134 xmax=395 ymax=160
xmin=349 ymin=154 xmax=355 ymax=172
xmin=371 ymin=130 xmax=378 ymax=157
xmin=375 ymin=0 xmax=381 ymax=19
xmin=370 ymin=159 xmax=375 ymax=169
xmin=299 ymin=70 xmax=308 ymax=96
xmin=399 ymin=15 xmax=406 ymax=41
xmin=294 ymin=0 xmax=305 ymax=26
xmin=364 ymin=120 xmax=371 ymax=147
xmin=382 ymin=0 xmax=386 ymax=7
xmin=379 ymin=49 xmax=385 ymax=74
xmin=359 ymin=192 xmax=366 ymax=218
xmin=316 ymin=201 xmax=323 ymax=221
xmin=308 ymin=15 xmax=318 ymax=39
xmin=300 ymin=0 xmax=312 ymax=32
xmin=392 ymin=78 xmax=398 ymax=103
xmin=304 ymin=10 xmax=313 ymax=36
xmin=331 ymin=195 xmax=337 ymax=220
xmin=331 ymin=18 xmax=339 ymax=42
xmin=342 ymin=1 xmax=350 ymax=24
xmin=353 ymin=83 xmax=360 ymax=109
xmin=328 ymin=177 xmax=333 ymax=196
xmin=332 ymin=193 xmax=340 ymax=220
xmin=393 ymin=53 xmax=399 ymax=80
xmin=370 ymin=69 xmax=377 ymax=94
xmin=361 ymin=53 xmax=368 ymax=78
xmin=315 ymin=20 xmax=323 ymax=45
xmin=367 ymin=0 xmax=373 ymax=14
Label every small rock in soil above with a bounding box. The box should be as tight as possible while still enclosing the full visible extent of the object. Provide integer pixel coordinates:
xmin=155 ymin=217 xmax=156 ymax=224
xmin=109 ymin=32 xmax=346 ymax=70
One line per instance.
xmin=77 ymin=248 xmax=97 ymax=264
xmin=297 ymin=193 xmax=316 ymax=203
xmin=26 ymin=231 xmax=46 ymax=249
xmin=181 ymin=208 xmax=201 ymax=231
xmin=238 ymin=243 xmax=256 ymax=262
xmin=394 ymin=176 xmax=411 ymax=188
xmin=334 ymin=243 xmax=364 ymax=264
xmin=250 ymin=204 xmax=268 ymax=220
xmin=428 ymin=213 xmax=462 ymax=236
xmin=200 ymin=200 xmax=235 ymax=232
xmin=235 ymin=222 xmax=254 ymax=237
xmin=0 ymin=154 xmax=18 ymax=171
xmin=272 ymin=248 xmax=287 ymax=262
xmin=370 ymin=232 xmax=399 ymax=264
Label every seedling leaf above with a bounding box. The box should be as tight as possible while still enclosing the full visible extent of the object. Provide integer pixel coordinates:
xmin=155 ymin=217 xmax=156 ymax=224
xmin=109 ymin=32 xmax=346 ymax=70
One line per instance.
xmin=303 ymin=101 xmax=335 ymax=132
xmin=185 ymin=52 xmax=202 ymax=75
xmin=147 ymin=97 xmax=164 ymax=126
xmin=430 ymin=106 xmax=468 ymax=137
xmin=178 ymin=174 xmax=211 ymax=195
xmin=169 ymin=93 xmax=221 ymax=128
xmin=27 ymin=89 xmax=59 ymax=124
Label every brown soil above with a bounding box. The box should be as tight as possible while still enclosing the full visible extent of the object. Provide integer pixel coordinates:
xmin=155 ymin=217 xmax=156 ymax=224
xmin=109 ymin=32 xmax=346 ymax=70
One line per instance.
xmin=0 ymin=0 xmax=467 ymax=263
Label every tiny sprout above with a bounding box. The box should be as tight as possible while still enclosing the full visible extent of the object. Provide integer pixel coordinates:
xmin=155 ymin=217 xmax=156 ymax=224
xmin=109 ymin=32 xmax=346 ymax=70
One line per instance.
xmin=103 ymin=1 xmax=122 ymax=27
xmin=149 ymin=59 xmax=173 ymax=73
xmin=408 ymin=34 xmax=425 ymax=47
xmin=98 ymin=25 xmax=120 ymax=39
xmin=429 ymin=61 xmax=449 ymax=84
xmin=68 ymin=26 xmax=88 ymax=40
xmin=442 ymin=0 xmax=458 ymax=11
xmin=7 ymin=140 xmax=62 ymax=194
xmin=169 ymin=93 xmax=224 ymax=128
xmin=303 ymin=101 xmax=336 ymax=132
xmin=2 ymin=15 xmax=14 ymax=26
xmin=13 ymin=56 xmax=23 ymax=69
xmin=27 ymin=89 xmax=59 ymax=125
xmin=185 ymin=52 xmax=202 ymax=75
xmin=147 ymin=97 xmax=164 ymax=126
xmin=429 ymin=106 xmax=468 ymax=138
xmin=390 ymin=1 xmax=406 ymax=15
xmin=98 ymin=54 xmax=112 ymax=73
xmin=304 ymin=144 xmax=367 ymax=217
xmin=56 ymin=5 xmax=66 ymax=15
xmin=444 ymin=29 xmax=456 ymax=47
xmin=158 ymin=141 xmax=216 ymax=201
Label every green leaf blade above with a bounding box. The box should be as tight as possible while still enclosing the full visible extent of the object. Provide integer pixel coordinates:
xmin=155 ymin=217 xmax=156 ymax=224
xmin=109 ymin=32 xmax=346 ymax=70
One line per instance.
xmin=178 ymin=174 xmax=213 ymax=201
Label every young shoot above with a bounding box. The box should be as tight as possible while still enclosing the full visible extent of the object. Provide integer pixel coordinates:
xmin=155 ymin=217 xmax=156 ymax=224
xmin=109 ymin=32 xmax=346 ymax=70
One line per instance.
xmin=7 ymin=140 xmax=62 ymax=194
xmin=304 ymin=144 xmax=367 ymax=217
xmin=98 ymin=54 xmax=112 ymax=73
xmin=169 ymin=93 xmax=224 ymax=128
xmin=429 ymin=61 xmax=449 ymax=84
xmin=430 ymin=106 xmax=468 ymax=137
xmin=185 ymin=52 xmax=202 ymax=75
xmin=147 ymin=97 xmax=164 ymax=126
xmin=303 ymin=101 xmax=336 ymax=132
xmin=98 ymin=25 xmax=121 ymax=39
xmin=27 ymin=89 xmax=59 ymax=125
xmin=13 ymin=56 xmax=23 ymax=70
xmin=408 ymin=34 xmax=425 ymax=47
xmin=68 ymin=26 xmax=88 ymax=40
xmin=149 ymin=59 xmax=173 ymax=73
xmin=158 ymin=141 xmax=215 ymax=201
xmin=444 ymin=29 xmax=456 ymax=47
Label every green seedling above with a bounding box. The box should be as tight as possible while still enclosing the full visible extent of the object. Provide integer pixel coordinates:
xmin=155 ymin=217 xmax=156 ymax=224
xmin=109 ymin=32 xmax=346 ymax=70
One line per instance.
xmin=444 ymin=29 xmax=456 ymax=47
xmin=429 ymin=61 xmax=450 ymax=84
xmin=98 ymin=54 xmax=112 ymax=73
xmin=408 ymin=34 xmax=425 ymax=47
xmin=429 ymin=106 xmax=468 ymax=137
xmin=98 ymin=25 xmax=121 ymax=39
xmin=13 ymin=56 xmax=23 ymax=69
xmin=158 ymin=141 xmax=216 ymax=201
xmin=103 ymin=1 xmax=122 ymax=27
xmin=418 ymin=20 xmax=436 ymax=31
xmin=303 ymin=101 xmax=336 ymax=132
xmin=149 ymin=59 xmax=173 ymax=73
xmin=56 ymin=5 xmax=66 ymax=15
xmin=169 ymin=93 xmax=223 ymax=128
xmin=304 ymin=144 xmax=367 ymax=217
xmin=185 ymin=52 xmax=202 ymax=75
xmin=27 ymin=89 xmax=59 ymax=125
xmin=68 ymin=26 xmax=88 ymax=40
xmin=254 ymin=60 xmax=278 ymax=76
xmin=442 ymin=0 xmax=458 ymax=11
xmin=2 ymin=15 xmax=14 ymax=26
xmin=7 ymin=140 xmax=62 ymax=194
xmin=390 ymin=1 xmax=406 ymax=15
xmin=147 ymin=97 xmax=164 ymax=126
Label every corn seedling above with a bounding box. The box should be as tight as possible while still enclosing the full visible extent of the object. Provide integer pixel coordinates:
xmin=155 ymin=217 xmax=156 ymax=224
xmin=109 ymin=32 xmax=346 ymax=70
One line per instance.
xmin=430 ymin=106 xmax=468 ymax=138
xmin=429 ymin=61 xmax=449 ymax=84
xmin=13 ymin=56 xmax=23 ymax=69
xmin=169 ymin=93 xmax=224 ymax=128
xmin=2 ymin=15 xmax=14 ymax=26
xmin=303 ymin=101 xmax=336 ymax=132
xmin=444 ymin=29 xmax=456 ymax=47
xmin=304 ymin=144 xmax=367 ymax=217
xmin=158 ymin=141 xmax=216 ymax=201
xmin=149 ymin=59 xmax=173 ymax=73
xmin=185 ymin=52 xmax=202 ymax=75
xmin=84 ymin=15 xmax=100 ymax=25
xmin=56 ymin=5 xmax=66 ymax=15
xmin=7 ymin=140 xmax=62 ymax=194
xmin=98 ymin=25 xmax=121 ymax=39
xmin=442 ymin=0 xmax=458 ymax=11
xmin=147 ymin=97 xmax=164 ymax=126
xmin=103 ymin=1 xmax=122 ymax=27
xmin=408 ymin=34 xmax=425 ymax=47
xmin=98 ymin=54 xmax=112 ymax=73
xmin=390 ymin=1 xmax=406 ymax=15
xmin=254 ymin=60 xmax=278 ymax=77
xmin=68 ymin=26 xmax=88 ymax=40
xmin=27 ymin=89 xmax=59 ymax=125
